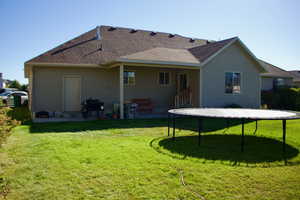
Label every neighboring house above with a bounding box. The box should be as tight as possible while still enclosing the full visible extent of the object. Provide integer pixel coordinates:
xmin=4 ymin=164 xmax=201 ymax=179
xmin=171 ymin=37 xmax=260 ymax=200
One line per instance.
xmin=24 ymin=26 xmax=267 ymax=119
xmin=259 ymin=60 xmax=293 ymax=91
xmin=288 ymin=70 xmax=300 ymax=87
xmin=0 ymin=73 xmax=3 ymax=89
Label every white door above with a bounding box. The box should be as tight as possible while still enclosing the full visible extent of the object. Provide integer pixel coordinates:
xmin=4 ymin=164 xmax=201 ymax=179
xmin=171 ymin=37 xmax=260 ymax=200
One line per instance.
xmin=63 ymin=76 xmax=81 ymax=111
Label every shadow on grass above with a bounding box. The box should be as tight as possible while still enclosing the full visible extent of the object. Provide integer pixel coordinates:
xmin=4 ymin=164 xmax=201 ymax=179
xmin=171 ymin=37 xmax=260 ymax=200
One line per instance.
xmin=152 ymin=135 xmax=299 ymax=166
xmin=29 ymin=117 xmax=246 ymax=134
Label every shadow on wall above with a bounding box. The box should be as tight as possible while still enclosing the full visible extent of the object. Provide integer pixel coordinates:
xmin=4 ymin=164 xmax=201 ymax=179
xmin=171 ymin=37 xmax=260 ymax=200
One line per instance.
xmin=29 ymin=117 xmax=246 ymax=134
xmin=154 ymin=135 xmax=299 ymax=165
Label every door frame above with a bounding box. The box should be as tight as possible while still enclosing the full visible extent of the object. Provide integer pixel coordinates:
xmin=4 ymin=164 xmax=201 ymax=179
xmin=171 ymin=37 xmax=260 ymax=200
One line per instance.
xmin=177 ymin=72 xmax=189 ymax=93
xmin=62 ymin=74 xmax=82 ymax=112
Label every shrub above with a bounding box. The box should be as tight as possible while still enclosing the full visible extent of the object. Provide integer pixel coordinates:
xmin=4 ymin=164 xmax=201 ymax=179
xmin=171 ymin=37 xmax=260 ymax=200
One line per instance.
xmin=7 ymin=107 xmax=32 ymax=125
xmin=261 ymin=88 xmax=300 ymax=111
xmin=0 ymin=108 xmax=19 ymax=147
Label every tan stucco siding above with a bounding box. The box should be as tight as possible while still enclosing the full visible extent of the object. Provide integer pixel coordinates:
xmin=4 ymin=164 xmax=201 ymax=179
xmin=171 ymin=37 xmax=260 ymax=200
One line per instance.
xmin=32 ymin=66 xmax=199 ymax=113
xmin=201 ymin=43 xmax=261 ymax=108
xmin=123 ymin=66 xmax=199 ymax=112
xmin=189 ymin=69 xmax=200 ymax=107
xmin=261 ymin=77 xmax=273 ymax=91
xmin=261 ymin=77 xmax=293 ymax=91
xmin=293 ymin=81 xmax=300 ymax=88
xmin=285 ymin=78 xmax=293 ymax=86
xmin=33 ymin=66 xmax=119 ymax=112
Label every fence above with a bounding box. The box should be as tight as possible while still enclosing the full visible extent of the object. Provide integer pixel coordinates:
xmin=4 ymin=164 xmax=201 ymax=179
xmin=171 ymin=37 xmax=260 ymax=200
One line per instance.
xmin=0 ymin=96 xmax=15 ymax=108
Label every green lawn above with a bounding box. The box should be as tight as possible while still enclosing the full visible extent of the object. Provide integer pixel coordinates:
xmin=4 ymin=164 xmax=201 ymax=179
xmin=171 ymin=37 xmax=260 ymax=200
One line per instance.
xmin=1 ymin=118 xmax=300 ymax=199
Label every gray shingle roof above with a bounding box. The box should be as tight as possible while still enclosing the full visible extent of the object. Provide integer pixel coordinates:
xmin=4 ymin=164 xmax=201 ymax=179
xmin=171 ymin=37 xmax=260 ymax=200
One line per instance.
xmin=120 ymin=47 xmax=200 ymax=64
xmin=259 ymin=59 xmax=293 ymax=78
xmin=188 ymin=37 xmax=237 ymax=63
xmin=26 ymin=26 xmax=209 ymax=65
xmin=288 ymin=70 xmax=300 ymax=82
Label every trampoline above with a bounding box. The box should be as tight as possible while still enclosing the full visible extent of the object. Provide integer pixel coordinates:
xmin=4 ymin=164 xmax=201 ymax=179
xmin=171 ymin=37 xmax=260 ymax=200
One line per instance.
xmin=167 ymin=108 xmax=300 ymax=152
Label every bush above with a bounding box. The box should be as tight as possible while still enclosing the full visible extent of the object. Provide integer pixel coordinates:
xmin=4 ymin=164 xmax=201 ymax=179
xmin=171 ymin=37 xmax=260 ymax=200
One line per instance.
xmin=7 ymin=107 xmax=32 ymax=125
xmin=0 ymin=108 xmax=19 ymax=147
xmin=261 ymin=88 xmax=300 ymax=111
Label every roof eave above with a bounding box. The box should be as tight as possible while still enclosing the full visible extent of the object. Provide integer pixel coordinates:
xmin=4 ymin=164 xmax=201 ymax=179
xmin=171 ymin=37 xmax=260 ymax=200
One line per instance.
xmin=24 ymin=62 xmax=102 ymax=78
xmin=106 ymin=58 xmax=201 ymax=68
xmin=200 ymin=37 xmax=268 ymax=73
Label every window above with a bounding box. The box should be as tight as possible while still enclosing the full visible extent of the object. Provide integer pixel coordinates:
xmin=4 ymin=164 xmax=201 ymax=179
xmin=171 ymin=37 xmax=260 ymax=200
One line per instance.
xmin=179 ymin=73 xmax=187 ymax=91
xmin=273 ymin=78 xmax=284 ymax=88
xmin=124 ymin=71 xmax=135 ymax=85
xmin=225 ymin=72 xmax=241 ymax=94
xmin=159 ymin=72 xmax=170 ymax=85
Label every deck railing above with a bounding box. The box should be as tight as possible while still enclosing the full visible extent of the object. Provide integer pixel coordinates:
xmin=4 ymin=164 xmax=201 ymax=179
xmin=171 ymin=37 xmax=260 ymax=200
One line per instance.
xmin=174 ymin=87 xmax=193 ymax=108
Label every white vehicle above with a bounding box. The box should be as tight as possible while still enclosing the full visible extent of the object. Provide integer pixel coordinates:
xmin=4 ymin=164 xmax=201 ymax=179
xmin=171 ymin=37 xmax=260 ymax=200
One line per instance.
xmin=0 ymin=88 xmax=18 ymax=94
xmin=0 ymin=91 xmax=28 ymax=105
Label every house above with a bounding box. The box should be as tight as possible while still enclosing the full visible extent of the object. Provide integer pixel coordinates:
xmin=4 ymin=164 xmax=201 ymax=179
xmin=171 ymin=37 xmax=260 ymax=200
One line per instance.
xmin=259 ymin=60 xmax=294 ymax=91
xmin=24 ymin=26 xmax=267 ymax=119
xmin=288 ymin=70 xmax=300 ymax=87
xmin=0 ymin=73 xmax=4 ymax=89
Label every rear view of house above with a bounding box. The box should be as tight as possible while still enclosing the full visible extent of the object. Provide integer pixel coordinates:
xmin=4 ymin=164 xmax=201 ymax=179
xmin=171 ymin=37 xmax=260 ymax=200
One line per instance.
xmin=24 ymin=26 xmax=267 ymax=119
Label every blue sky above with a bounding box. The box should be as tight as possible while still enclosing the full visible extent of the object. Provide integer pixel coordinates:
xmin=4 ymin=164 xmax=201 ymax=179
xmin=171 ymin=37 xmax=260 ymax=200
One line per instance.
xmin=0 ymin=0 xmax=299 ymax=83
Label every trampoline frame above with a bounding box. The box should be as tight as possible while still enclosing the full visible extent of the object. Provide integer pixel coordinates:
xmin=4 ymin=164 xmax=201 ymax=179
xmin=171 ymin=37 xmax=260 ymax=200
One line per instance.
xmin=167 ymin=108 xmax=300 ymax=153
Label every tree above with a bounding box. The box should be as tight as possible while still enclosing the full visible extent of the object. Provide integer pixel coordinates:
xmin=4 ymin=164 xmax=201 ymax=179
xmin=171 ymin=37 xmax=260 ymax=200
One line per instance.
xmin=20 ymin=84 xmax=28 ymax=92
xmin=8 ymin=80 xmax=21 ymax=90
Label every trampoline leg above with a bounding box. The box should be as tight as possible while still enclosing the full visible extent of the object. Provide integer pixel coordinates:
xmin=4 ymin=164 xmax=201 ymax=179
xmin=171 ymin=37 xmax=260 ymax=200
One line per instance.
xmin=241 ymin=119 xmax=245 ymax=152
xmin=198 ymin=118 xmax=203 ymax=146
xmin=226 ymin=119 xmax=229 ymax=129
xmin=282 ymin=119 xmax=286 ymax=153
xmin=254 ymin=120 xmax=258 ymax=135
xmin=167 ymin=113 xmax=170 ymax=136
xmin=172 ymin=115 xmax=176 ymax=141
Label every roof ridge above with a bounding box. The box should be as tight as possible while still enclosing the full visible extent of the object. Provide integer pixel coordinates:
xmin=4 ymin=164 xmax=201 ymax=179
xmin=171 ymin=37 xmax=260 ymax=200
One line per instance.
xmin=100 ymin=25 xmax=209 ymax=41
xmin=188 ymin=37 xmax=238 ymax=50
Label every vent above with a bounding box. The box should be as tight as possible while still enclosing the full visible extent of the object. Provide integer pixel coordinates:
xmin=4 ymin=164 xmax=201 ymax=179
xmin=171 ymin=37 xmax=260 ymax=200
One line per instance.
xmin=96 ymin=26 xmax=101 ymax=40
xmin=108 ymin=27 xmax=116 ymax=31
xmin=169 ymin=34 xmax=175 ymax=38
xmin=130 ymin=29 xmax=137 ymax=33
xmin=150 ymin=32 xmax=157 ymax=36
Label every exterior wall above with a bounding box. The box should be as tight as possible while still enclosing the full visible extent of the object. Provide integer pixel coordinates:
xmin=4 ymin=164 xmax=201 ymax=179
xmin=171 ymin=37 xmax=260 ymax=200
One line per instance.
xmin=32 ymin=66 xmax=119 ymax=113
xmin=293 ymin=81 xmax=300 ymax=88
xmin=32 ymin=65 xmax=199 ymax=114
xmin=201 ymin=43 xmax=261 ymax=108
xmin=124 ymin=66 xmax=199 ymax=112
xmin=285 ymin=78 xmax=293 ymax=86
xmin=261 ymin=77 xmax=273 ymax=91
xmin=0 ymin=73 xmax=3 ymax=89
xmin=261 ymin=77 xmax=293 ymax=91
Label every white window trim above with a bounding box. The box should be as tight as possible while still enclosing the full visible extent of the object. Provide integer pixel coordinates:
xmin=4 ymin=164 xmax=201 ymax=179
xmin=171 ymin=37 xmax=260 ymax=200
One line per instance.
xmin=224 ymin=71 xmax=242 ymax=95
xmin=124 ymin=70 xmax=136 ymax=86
xmin=158 ymin=71 xmax=171 ymax=86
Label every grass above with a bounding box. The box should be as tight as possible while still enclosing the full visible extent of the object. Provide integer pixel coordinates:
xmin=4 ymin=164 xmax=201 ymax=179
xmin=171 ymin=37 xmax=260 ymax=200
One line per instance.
xmin=1 ymin=118 xmax=300 ymax=199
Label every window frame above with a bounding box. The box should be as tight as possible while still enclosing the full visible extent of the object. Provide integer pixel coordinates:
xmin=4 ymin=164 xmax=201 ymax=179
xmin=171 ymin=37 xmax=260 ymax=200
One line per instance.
xmin=124 ymin=71 xmax=136 ymax=86
xmin=273 ymin=78 xmax=285 ymax=88
xmin=224 ymin=71 xmax=242 ymax=95
xmin=158 ymin=71 xmax=171 ymax=86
